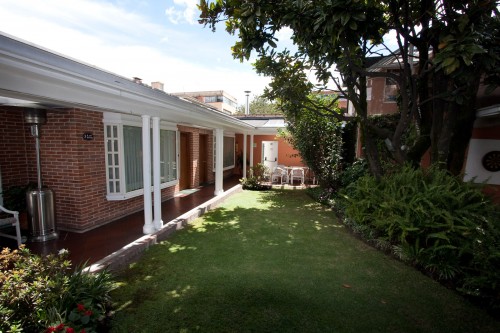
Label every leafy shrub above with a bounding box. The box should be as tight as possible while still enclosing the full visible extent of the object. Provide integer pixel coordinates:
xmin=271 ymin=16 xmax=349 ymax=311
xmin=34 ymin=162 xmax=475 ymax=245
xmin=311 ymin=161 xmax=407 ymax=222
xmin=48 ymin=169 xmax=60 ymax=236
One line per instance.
xmin=0 ymin=247 xmax=114 ymax=333
xmin=310 ymin=159 xmax=369 ymax=211
xmin=240 ymin=163 xmax=271 ymax=191
xmin=306 ymin=187 xmax=336 ymax=206
xmin=340 ymin=165 xmax=500 ymax=312
xmin=278 ymin=94 xmax=345 ymax=188
xmin=339 ymin=159 xmax=368 ymax=187
xmin=366 ymin=114 xmax=419 ymax=172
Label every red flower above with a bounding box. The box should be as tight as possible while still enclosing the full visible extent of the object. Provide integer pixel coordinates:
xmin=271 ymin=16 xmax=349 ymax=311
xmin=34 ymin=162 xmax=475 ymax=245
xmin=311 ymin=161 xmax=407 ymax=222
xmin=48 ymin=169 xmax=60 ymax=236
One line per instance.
xmin=77 ymin=303 xmax=86 ymax=312
xmin=84 ymin=310 xmax=93 ymax=316
xmin=46 ymin=327 xmax=56 ymax=333
xmin=66 ymin=328 xmax=75 ymax=333
xmin=56 ymin=323 xmax=65 ymax=331
xmin=80 ymin=330 xmax=86 ymax=333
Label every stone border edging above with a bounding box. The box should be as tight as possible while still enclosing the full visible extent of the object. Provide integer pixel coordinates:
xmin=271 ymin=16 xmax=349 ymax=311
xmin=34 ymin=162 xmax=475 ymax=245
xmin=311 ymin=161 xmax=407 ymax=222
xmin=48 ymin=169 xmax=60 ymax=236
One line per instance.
xmin=87 ymin=184 xmax=243 ymax=273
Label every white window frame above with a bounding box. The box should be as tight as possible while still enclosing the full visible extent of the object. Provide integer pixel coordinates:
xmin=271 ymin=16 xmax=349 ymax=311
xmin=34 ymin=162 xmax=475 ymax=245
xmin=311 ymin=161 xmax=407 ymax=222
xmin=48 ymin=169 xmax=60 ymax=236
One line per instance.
xmin=213 ymin=131 xmax=235 ymax=171
xmin=103 ymin=113 xmax=179 ymax=201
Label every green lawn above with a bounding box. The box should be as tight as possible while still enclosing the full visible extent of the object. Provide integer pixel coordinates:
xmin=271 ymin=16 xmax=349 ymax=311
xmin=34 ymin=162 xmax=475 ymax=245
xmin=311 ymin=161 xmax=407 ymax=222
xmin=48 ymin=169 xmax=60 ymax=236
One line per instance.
xmin=110 ymin=190 xmax=499 ymax=333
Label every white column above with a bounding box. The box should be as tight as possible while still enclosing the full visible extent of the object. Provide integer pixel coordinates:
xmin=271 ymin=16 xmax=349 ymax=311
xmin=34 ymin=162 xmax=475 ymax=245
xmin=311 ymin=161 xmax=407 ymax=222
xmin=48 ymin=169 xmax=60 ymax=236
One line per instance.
xmin=214 ymin=128 xmax=224 ymax=195
xmin=250 ymin=134 xmax=254 ymax=171
xmin=142 ymin=115 xmax=155 ymax=234
xmin=242 ymin=133 xmax=247 ymax=178
xmin=152 ymin=116 xmax=163 ymax=231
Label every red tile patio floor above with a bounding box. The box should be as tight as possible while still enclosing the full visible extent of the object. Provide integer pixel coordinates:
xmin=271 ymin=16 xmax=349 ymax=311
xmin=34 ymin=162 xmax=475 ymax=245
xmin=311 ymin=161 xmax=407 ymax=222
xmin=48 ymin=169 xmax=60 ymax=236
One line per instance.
xmin=0 ymin=176 xmax=241 ymax=266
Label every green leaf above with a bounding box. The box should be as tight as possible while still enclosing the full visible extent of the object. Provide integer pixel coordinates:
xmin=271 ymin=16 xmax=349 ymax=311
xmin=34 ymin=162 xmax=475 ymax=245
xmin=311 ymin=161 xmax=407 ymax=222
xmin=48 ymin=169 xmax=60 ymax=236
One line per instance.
xmin=442 ymin=57 xmax=456 ymax=67
xmin=81 ymin=315 xmax=90 ymax=325
xmin=427 ymin=232 xmax=450 ymax=242
xmin=445 ymin=59 xmax=460 ymax=74
xmin=352 ymin=12 xmax=366 ymax=21
xmin=69 ymin=311 xmax=79 ymax=321
xmin=340 ymin=12 xmax=350 ymax=26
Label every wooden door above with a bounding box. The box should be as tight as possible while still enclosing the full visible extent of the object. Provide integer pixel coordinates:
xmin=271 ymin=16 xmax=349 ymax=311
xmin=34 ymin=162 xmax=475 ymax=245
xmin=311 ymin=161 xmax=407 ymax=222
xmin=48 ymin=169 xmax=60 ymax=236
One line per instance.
xmin=199 ymin=134 xmax=208 ymax=185
xmin=179 ymin=133 xmax=190 ymax=190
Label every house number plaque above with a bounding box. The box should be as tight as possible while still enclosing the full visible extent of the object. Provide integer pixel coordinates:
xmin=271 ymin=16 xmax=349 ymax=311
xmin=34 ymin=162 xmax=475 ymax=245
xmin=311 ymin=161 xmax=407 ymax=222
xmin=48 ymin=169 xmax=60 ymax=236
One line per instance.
xmin=82 ymin=132 xmax=94 ymax=141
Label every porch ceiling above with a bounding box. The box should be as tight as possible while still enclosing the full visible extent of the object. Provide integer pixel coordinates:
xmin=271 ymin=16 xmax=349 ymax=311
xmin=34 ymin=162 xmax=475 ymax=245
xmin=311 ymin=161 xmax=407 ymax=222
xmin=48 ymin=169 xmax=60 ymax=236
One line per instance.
xmin=0 ymin=32 xmax=253 ymax=133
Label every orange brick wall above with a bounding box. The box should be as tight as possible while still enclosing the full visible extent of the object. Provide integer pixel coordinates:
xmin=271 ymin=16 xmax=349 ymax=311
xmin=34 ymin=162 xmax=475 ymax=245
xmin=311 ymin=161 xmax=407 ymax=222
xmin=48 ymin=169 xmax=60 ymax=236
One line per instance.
xmin=235 ymin=134 xmax=305 ymax=169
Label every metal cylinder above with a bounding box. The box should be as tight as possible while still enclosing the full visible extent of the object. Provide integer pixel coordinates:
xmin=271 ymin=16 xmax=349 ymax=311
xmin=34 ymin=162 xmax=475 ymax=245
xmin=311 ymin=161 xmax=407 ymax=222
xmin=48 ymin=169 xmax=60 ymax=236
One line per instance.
xmin=26 ymin=188 xmax=58 ymax=242
xmin=24 ymin=108 xmax=47 ymax=125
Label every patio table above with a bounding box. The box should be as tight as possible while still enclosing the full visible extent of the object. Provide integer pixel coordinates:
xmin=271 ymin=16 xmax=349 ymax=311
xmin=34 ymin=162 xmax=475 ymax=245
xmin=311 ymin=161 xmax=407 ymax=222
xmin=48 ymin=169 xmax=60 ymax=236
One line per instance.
xmin=285 ymin=166 xmax=308 ymax=185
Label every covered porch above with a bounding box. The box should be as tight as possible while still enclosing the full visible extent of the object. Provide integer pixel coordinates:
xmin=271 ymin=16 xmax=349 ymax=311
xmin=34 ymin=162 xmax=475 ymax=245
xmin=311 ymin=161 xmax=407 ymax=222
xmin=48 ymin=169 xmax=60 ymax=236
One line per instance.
xmin=0 ymin=176 xmax=241 ymax=266
xmin=0 ymin=33 xmax=254 ymax=268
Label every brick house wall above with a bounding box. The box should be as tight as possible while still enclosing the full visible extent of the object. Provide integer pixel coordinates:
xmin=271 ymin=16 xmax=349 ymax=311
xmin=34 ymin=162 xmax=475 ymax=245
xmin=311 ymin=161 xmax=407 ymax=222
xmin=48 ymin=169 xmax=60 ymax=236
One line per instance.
xmin=355 ymin=76 xmax=400 ymax=159
xmin=177 ymin=126 xmax=217 ymax=188
xmin=367 ymin=77 xmax=399 ymax=116
xmin=21 ymin=108 xmax=159 ymax=231
xmin=0 ymin=109 xmax=30 ymax=191
xmin=1 ymin=107 xmax=239 ymax=232
xmin=2 ymin=108 xmax=230 ymax=232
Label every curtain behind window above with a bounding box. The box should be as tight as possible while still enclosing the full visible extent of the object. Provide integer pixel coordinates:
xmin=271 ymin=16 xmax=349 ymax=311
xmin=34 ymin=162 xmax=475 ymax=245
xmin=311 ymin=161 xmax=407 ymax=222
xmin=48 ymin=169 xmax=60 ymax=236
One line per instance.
xmin=161 ymin=130 xmax=177 ymax=182
xmin=124 ymin=125 xmax=143 ymax=192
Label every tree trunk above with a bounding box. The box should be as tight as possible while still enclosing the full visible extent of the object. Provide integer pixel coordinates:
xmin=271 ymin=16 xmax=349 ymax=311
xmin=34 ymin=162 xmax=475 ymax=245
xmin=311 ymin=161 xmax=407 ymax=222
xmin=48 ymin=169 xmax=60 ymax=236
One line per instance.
xmin=360 ymin=121 xmax=383 ymax=179
xmin=356 ymin=68 xmax=384 ymax=180
xmin=447 ymin=75 xmax=480 ymax=175
xmin=436 ymin=100 xmax=456 ymax=167
xmin=429 ymin=72 xmax=449 ymax=166
xmin=406 ymin=41 xmax=433 ymax=168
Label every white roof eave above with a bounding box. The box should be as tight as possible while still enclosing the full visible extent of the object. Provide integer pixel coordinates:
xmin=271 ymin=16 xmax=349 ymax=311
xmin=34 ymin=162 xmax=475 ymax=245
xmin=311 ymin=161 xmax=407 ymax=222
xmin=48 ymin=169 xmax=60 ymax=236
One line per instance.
xmin=0 ymin=32 xmax=254 ymax=132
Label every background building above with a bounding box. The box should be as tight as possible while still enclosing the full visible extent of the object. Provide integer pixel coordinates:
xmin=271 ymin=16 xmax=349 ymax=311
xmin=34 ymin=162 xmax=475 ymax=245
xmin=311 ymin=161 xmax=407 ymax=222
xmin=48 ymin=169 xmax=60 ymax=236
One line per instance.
xmin=172 ymin=90 xmax=238 ymax=114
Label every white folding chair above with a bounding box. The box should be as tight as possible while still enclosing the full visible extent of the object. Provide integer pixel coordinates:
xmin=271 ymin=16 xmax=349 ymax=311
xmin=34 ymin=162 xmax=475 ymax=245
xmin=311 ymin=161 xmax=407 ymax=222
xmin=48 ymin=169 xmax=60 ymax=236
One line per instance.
xmin=0 ymin=204 xmax=23 ymax=247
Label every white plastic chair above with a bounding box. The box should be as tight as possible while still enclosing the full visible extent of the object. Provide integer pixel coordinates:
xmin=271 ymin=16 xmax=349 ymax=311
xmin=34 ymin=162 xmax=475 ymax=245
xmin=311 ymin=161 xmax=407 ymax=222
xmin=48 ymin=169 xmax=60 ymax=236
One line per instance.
xmin=277 ymin=165 xmax=289 ymax=184
xmin=289 ymin=167 xmax=305 ymax=185
xmin=0 ymin=204 xmax=23 ymax=247
xmin=271 ymin=166 xmax=288 ymax=184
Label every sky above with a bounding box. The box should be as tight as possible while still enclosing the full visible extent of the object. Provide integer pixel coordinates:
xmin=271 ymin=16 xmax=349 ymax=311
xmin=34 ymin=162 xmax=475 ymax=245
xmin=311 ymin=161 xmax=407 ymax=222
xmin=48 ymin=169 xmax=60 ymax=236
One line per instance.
xmin=0 ymin=0 xmax=281 ymax=106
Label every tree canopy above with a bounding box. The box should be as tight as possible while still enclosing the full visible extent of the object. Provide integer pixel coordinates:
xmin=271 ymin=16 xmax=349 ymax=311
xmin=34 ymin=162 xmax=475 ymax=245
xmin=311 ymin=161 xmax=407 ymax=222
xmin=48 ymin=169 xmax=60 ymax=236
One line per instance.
xmin=278 ymin=94 xmax=345 ymax=187
xmin=235 ymin=95 xmax=282 ymax=115
xmin=199 ymin=0 xmax=499 ymax=178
